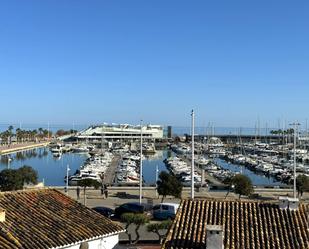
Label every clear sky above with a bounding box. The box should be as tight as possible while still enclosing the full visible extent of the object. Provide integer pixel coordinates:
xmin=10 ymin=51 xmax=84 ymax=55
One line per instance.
xmin=0 ymin=0 xmax=308 ymax=128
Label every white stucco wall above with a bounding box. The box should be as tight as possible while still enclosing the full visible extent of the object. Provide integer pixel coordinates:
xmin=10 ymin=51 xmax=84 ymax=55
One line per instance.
xmin=60 ymin=234 xmax=119 ymax=249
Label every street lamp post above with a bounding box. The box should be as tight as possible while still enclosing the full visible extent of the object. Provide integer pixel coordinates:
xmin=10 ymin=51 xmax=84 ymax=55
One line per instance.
xmin=191 ymin=110 xmax=195 ymax=200
xmin=155 ymin=164 xmax=159 ymax=198
xmin=66 ymin=164 xmax=70 ymax=195
xmin=139 ymin=120 xmax=143 ymax=204
xmin=290 ymin=122 xmax=300 ymax=199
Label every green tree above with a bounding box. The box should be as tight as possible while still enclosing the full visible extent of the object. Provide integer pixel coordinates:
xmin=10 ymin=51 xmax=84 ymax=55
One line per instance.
xmin=17 ymin=165 xmax=38 ymax=185
xmin=0 ymin=166 xmax=38 ymax=191
xmin=16 ymin=128 xmax=21 ymax=143
xmin=147 ymin=220 xmax=172 ymax=244
xmin=78 ymin=179 xmax=101 ymax=205
xmin=157 ymin=171 xmax=183 ymax=202
xmin=121 ymin=213 xmax=149 ymax=244
xmin=38 ymin=128 xmax=43 ymax=139
xmin=132 ymin=213 xmax=149 ymax=244
xmin=56 ymin=129 xmax=67 ymax=137
xmin=8 ymin=125 xmax=14 ymax=145
xmin=121 ymin=213 xmax=135 ymax=244
xmin=32 ymin=129 xmax=38 ymax=141
xmin=0 ymin=169 xmax=23 ymax=191
xmin=231 ymin=174 xmax=254 ymax=199
xmin=296 ymin=174 xmax=309 ymax=197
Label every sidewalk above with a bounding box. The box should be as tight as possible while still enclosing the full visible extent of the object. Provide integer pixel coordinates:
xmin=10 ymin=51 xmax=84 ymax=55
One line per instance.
xmin=0 ymin=142 xmax=49 ymax=155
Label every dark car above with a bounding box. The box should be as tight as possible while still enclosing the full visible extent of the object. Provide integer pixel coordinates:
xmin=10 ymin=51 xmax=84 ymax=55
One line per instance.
xmin=92 ymin=206 xmax=114 ymax=218
xmin=115 ymin=202 xmax=153 ymax=217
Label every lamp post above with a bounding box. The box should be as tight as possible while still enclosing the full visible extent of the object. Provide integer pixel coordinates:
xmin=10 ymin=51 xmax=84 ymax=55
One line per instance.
xmin=66 ymin=164 xmax=70 ymax=195
xmin=139 ymin=120 xmax=143 ymax=204
xmin=191 ymin=110 xmax=195 ymax=200
xmin=155 ymin=164 xmax=159 ymax=198
xmin=290 ymin=122 xmax=300 ymax=199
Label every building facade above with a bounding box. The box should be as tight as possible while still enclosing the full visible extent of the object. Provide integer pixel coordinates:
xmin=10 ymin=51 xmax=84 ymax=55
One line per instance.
xmin=75 ymin=124 xmax=164 ymax=142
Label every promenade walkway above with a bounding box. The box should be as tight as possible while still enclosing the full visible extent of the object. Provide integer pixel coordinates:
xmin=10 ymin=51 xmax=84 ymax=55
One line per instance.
xmin=0 ymin=142 xmax=49 ymax=155
xmin=103 ymin=155 xmax=120 ymax=185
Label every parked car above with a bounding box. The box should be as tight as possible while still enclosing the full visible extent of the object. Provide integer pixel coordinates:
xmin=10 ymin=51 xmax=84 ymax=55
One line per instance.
xmin=92 ymin=206 xmax=114 ymax=218
xmin=115 ymin=202 xmax=153 ymax=217
xmin=152 ymin=203 xmax=180 ymax=220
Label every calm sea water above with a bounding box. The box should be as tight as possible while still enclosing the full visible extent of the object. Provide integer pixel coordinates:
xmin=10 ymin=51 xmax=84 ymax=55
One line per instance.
xmin=0 ymin=147 xmax=286 ymax=187
xmin=214 ymin=158 xmax=286 ymax=186
xmin=0 ymin=148 xmax=169 ymax=186
xmin=0 ymin=148 xmax=87 ymax=186
xmin=142 ymin=150 xmax=170 ymax=185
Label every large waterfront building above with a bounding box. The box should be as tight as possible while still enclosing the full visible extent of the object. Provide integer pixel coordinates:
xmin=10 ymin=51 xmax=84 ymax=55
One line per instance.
xmin=75 ymin=123 xmax=164 ymax=142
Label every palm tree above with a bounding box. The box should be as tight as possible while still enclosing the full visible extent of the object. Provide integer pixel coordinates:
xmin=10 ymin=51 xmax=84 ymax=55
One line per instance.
xmin=16 ymin=128 xmax=21 ymax=143
xmin=78 ymin=179 xmax=101 ymax=205
xmin=8 ymin=125 xmax=14 ymax=133
xmin=7 ymin=126 xmax=14 ymax=146
xmin=32 ymin=130 xmax=38 ymax=142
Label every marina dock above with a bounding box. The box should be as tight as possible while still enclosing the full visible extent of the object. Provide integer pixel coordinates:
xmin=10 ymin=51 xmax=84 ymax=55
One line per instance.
xmin=103 ymin=155 xmax=120 ymax=185
xmin=178 ymin=154 xmax=224 ymax=186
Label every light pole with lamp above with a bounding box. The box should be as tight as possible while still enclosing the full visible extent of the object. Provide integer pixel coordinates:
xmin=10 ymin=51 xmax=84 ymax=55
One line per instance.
xmin=66 ymin=164 xmax=70 ymax=195
xmin=290 ymin=122 xmax=300 ymax=199
xmin=139 ymin=120 xmax=143 ymax=204
xmin=191 ymin=110 xmax=195 ymax=200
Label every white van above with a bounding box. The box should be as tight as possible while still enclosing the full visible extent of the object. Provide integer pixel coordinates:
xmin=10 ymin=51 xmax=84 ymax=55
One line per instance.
xmin=153 ymin=203 xmax=180 ymax=220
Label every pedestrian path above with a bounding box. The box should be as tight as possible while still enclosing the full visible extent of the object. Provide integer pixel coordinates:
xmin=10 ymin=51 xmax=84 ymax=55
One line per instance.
xmin=0 ymin=142 xmax=49 ymax=155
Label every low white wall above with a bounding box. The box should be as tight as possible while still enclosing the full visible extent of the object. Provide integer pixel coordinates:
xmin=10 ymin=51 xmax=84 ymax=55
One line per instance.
xmin=62 ymin=234 xmax=119 ymax=249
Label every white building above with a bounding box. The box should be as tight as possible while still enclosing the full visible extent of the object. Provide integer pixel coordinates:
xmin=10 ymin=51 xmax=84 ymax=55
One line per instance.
xmin=75 ymin=123 xmax=164 ymax=141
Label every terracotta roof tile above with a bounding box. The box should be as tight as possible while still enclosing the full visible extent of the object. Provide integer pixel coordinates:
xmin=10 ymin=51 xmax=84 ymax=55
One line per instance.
xmin=162 ymin=199 xmax=309 ymax=249
xmin=0 ymin=189 xmax=123 ymax=249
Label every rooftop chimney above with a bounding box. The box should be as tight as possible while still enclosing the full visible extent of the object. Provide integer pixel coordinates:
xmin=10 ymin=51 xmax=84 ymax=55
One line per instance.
xmin=0 ymin=209 xmax=5 ymax=222
xmin=206 ymin=225 xmax=224 ymax=249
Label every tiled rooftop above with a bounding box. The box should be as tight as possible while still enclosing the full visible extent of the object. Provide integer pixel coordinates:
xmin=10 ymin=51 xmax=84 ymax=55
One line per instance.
xmin=0 ymin=189 xmax=123 ymax=249
xmin=162 ymin=199 xmax=309 ymax=249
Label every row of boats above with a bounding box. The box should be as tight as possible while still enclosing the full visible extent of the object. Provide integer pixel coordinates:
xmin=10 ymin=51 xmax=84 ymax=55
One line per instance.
xmin=164 ymin=154 xmax=237 ymax=186
xmin=116 ymin=153 xmax=142 ymax=185
xmin=223 ymin=153 xmax=309 ymax=184
xmin=169 ymin=138 xmax=309 ymax=185
xmin=50 ymin=143 xmax=92 ymax=157
xmin=67 ymin=152 xmax=114 ymax=185
xmin=164 ymin=157 xmax=203 ymax=186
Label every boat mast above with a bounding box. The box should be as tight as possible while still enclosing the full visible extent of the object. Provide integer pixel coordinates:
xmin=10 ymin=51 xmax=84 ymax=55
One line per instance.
xmin=191 ymin=110 xmax=195 ymax=200
xmin=47 ymin=122 xmax=50 ymax=141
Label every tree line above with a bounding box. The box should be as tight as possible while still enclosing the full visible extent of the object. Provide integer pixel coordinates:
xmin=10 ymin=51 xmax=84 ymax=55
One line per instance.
xmin=0 ymin=125 xmax=78 ymax=145
xmin=270 ymin=128 xmax=294 ymax=135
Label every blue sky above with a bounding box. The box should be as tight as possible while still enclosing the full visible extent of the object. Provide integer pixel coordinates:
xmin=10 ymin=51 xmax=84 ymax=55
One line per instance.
xmin=0 ymin=1 xmax=308 ymax=128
